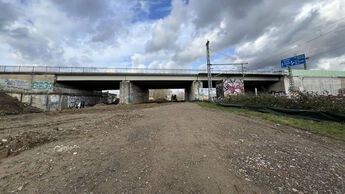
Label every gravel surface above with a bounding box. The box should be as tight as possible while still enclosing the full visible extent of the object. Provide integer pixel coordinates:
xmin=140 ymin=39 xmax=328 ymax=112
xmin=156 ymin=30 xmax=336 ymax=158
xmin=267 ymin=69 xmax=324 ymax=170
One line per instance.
xmin=0 ymin=102 xmax=344 ymax=193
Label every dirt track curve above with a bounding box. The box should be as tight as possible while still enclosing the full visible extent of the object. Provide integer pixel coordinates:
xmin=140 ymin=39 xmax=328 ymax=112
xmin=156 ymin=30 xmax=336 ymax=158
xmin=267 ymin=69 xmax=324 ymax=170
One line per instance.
xmin=0 ymin=102 xmax=344 ymax=193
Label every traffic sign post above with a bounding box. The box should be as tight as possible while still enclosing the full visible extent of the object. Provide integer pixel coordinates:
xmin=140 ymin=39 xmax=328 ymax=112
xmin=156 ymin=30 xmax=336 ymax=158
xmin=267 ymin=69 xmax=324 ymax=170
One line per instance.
xmin=281 ymin=54 xmax=306 ymax=68
xmin=281 ymin=54 xmax=306 ymax=93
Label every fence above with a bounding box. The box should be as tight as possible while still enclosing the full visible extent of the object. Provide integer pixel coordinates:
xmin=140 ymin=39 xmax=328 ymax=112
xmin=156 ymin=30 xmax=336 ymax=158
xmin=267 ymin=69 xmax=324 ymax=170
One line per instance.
xmin=0 ymin=65 xmax=285 ymax=75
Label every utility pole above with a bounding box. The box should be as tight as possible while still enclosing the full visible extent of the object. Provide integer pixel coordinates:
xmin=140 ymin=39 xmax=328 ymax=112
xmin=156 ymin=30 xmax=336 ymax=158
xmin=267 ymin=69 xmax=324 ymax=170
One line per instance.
xmin=206 ymin=40 xmax=212 ymax=101
xmin=288 ymin=66 xmax=294 ymax=92
xmin=205 ymin=40 xmax=248 ymax=102
xmin=304 ymin=57 xmax=309 ymax=70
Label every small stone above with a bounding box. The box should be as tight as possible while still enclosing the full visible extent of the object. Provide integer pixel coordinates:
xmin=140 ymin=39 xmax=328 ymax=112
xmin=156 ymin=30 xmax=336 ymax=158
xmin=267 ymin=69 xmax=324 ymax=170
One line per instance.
xmin=18 ymin=185 xmax=23 ymax=191
xmin=0 ymin=148 xmax=9 ymax=159
xmin=1 ymin=139 xmax=7 ymax=142
xmin=292 ymin=188 xmax=298 ymax=192
xmin=73 ymin=152 xmax=77 ymax=155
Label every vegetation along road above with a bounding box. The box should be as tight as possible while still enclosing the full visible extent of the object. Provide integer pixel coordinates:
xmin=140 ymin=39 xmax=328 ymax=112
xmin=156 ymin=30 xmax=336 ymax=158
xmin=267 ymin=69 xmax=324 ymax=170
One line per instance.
xmin=0 ymin=102 xmax=344 ymax=193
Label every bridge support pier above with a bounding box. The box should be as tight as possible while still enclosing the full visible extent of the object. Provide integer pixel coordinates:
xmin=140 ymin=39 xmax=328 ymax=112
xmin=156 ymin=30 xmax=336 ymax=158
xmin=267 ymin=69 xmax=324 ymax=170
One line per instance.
xmin=187 ymin=80 xmax=203 ymax=101
xmin=120 ymin=81 xmax=149 ymax=104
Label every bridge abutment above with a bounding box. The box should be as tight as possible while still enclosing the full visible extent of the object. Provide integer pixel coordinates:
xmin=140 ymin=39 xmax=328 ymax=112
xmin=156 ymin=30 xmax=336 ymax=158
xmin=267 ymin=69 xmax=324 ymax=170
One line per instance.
xmin=0 ymin=74 xmax=106 ymax=111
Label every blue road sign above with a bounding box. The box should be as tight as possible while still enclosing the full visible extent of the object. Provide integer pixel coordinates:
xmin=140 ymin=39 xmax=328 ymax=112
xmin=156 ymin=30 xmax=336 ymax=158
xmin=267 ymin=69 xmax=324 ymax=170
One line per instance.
xmin=281 ymin=54 xmax=306 ymax=68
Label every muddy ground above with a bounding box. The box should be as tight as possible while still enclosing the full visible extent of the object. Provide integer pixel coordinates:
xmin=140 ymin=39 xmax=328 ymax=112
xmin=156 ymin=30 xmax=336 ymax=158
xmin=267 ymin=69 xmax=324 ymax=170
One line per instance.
xmin=0 ymin=102 xmax=344 ymax=193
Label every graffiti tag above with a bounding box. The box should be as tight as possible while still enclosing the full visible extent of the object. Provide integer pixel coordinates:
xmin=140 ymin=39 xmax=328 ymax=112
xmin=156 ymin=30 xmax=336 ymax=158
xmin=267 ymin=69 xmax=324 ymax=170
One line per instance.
xmin=32 ymin=81 xmax=53 ymax=90
xmin=0 ymin=78 xmax=31 ymax=89
xmin=223 ymin=79 xmax=245 ymax=96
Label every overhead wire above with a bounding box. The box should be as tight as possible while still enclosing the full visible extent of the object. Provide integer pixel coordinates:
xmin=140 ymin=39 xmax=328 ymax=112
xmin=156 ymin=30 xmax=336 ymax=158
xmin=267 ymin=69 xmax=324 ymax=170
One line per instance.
xmin=211 ymin=18 xmax=345 ymax=67
xmin=257 ymin=23 xmax=345 ymax=63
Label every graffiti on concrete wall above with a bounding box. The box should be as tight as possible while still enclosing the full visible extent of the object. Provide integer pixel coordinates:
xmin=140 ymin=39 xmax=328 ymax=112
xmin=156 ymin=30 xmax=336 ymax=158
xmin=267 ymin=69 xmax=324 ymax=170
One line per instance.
xmin=49 ymin=95 xmax=59 ymax=105
xmin=67 ymin=96 xmax=90 ymax=108
xmin=223 ymin=79 xmax=245 ymax=96
xmin=68 ymin=96 xmax=79 ymax=108
xmin=198 ymin=88 xmax=216 ymax=100
xmin=32 ymin=81 xmax=53 ymax=90
xmin=0 ymin=78 xmax=31 ymax=90
xmin=0 ymin=79 xmax=54 ymax=91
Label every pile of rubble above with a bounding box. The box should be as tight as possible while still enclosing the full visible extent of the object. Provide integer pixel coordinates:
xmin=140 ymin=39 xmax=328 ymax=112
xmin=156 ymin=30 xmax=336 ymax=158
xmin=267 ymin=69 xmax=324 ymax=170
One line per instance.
xmin=0 ymin=92 xmax=41 ymax=115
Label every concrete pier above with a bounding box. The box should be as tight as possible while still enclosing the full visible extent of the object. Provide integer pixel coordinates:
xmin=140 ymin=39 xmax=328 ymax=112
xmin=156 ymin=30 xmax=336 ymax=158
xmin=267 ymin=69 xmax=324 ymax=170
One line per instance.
xmin=120 ymin=81 xmax=149 ymax=104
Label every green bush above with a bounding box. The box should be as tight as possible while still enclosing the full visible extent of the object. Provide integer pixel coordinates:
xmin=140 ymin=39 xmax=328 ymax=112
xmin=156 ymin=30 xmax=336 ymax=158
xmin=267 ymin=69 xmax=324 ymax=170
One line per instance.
xmin=219 ymin=94 xmax=345 ymax=114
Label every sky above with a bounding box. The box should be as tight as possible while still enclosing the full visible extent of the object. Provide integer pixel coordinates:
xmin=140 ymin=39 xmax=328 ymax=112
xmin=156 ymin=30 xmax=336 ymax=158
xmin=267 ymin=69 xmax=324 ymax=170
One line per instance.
xmin=0 ymin=0 xmax=345 ymax=71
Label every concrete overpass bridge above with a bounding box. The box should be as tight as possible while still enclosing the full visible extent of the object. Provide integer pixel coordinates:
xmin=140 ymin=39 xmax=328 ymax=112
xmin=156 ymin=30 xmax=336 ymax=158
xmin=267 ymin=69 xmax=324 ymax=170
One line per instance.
xmin=0 ymin=66 xmax=287 ymax=109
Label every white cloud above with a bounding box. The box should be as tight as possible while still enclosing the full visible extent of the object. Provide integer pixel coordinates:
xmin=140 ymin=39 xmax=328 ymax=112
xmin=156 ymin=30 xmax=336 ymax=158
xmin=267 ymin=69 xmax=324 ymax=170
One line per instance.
xmin=315 ymin=55 xmax=345 ymax=71
xmin=0 ymin=0 xmax=344 ymax=72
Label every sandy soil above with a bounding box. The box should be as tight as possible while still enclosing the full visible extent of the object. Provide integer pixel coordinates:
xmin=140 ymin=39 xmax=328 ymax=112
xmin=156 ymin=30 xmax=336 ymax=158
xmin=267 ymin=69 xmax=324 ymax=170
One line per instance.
xmin=0 ymin=102 xmax=344 ymax=193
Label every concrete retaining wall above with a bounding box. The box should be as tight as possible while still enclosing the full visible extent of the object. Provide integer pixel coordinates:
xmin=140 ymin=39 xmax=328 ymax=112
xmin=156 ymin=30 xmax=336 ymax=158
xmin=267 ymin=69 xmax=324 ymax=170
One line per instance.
xmin=290 ymin=76 xmax=345 ymax=95
xmin=0 ymin=74 xmax=54 ymax=93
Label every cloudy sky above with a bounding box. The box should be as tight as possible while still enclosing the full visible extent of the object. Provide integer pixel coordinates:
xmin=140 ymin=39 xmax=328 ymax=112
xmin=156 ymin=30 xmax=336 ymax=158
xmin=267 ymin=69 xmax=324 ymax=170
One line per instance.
xmin=0 ymin=0 xmax=345 ymax=71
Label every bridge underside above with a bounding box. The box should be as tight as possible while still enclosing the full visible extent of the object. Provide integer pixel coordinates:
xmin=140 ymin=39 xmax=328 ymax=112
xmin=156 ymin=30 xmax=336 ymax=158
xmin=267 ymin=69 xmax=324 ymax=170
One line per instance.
xmin=57 ymin=79 xmax=284 ymax=104
xmin=57 ymin=81 xmax=121 ymax=90
xmin=0 ymin=72 xmax=286 ymax=109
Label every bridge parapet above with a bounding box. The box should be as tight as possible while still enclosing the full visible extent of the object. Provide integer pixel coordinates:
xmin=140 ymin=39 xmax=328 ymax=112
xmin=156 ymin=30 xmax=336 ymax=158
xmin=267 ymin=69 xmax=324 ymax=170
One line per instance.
xmin=0 ymin=65 xmax=286 ymax=76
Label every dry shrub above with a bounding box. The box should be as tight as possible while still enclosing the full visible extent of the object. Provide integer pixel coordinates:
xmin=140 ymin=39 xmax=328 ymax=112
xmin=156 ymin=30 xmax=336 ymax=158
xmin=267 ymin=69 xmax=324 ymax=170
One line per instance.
xmin=220 ymin=93 xmax=345 ymax=114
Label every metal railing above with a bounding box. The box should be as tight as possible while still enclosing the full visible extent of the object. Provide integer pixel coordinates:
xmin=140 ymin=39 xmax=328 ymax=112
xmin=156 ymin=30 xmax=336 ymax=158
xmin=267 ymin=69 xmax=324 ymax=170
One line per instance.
xmin=0 ymin=65 xmax=285 ymax=75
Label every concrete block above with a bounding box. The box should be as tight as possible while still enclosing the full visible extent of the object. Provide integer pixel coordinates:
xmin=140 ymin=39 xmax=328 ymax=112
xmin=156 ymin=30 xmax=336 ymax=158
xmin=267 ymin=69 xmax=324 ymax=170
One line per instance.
xmin=31 ymin=95 xmax=48 ymax=111
xmin=49 ymin=95 xmax=60 ymax=111
xmin=22 ymin=94 xmax=32 ymax=104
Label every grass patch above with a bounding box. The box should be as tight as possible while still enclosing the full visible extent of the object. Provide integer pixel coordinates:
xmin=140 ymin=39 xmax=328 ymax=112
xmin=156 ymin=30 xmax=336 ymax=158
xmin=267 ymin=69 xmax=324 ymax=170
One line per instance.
xmin=195 ymin=102 xmax=345 ymax=141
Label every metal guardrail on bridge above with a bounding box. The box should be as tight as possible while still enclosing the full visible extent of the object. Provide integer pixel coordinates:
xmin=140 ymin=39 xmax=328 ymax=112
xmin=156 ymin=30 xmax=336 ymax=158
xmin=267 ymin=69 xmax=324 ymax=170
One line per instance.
xmin=0 ymin=65 xmax=285 ymax=75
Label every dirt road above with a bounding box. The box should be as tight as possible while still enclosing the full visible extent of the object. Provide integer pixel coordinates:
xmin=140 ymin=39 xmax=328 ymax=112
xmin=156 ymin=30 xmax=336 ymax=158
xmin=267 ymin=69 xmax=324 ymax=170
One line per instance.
xmin=0 ymin=103 xmax=344 ymax=193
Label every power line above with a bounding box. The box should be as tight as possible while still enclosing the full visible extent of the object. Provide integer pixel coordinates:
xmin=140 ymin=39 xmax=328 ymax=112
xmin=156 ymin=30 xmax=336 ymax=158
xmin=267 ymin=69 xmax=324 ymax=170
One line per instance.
xmin=214 ymin=20 xmax=345 ymax=63
xmin=309 ymin=41 xmax=345 ymax=58
xmin=208 ymin=18 xmax=345 ymax=69
xmin=214 ymin=18 xmax=345 ymax=61
xmin=259 ymin=25 xmax=345 ymax=62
